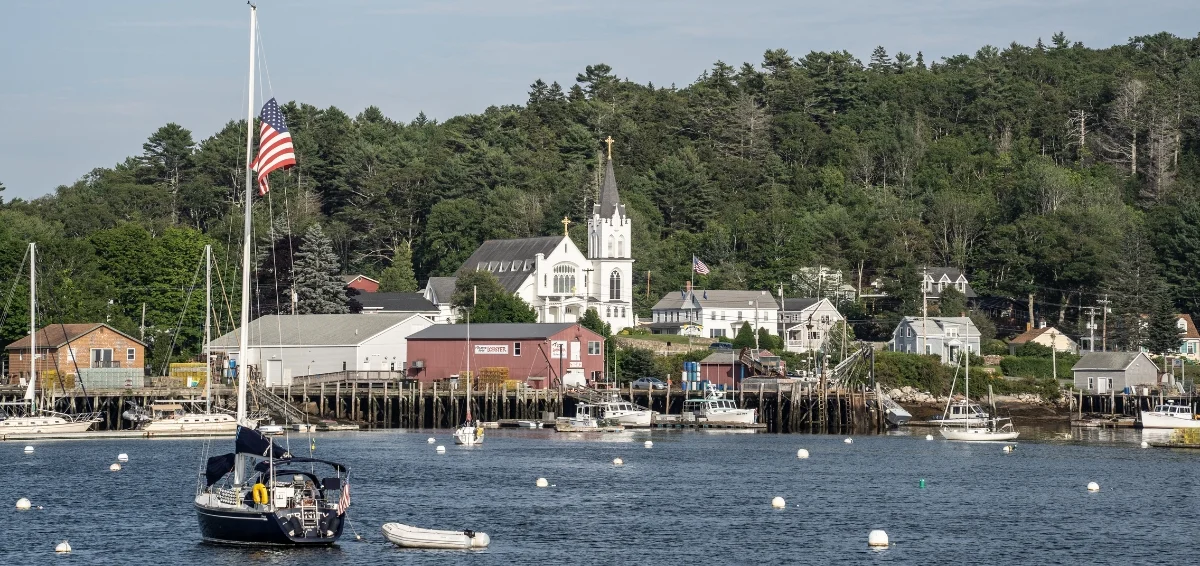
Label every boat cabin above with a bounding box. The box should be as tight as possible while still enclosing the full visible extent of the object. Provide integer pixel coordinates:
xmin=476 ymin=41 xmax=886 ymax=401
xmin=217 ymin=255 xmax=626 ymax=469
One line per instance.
xmin=1151 ymin=404 xmax=1193 ymax=418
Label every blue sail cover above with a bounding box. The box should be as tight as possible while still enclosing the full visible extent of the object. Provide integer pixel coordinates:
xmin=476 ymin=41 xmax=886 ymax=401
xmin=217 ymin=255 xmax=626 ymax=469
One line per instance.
xmin=205 ymin=453 xmax=236 ymax=486
xmin=235 ymin=425 xmax=290 ymax=459
xmin=254 ymin=456 xmax=348 ymax=474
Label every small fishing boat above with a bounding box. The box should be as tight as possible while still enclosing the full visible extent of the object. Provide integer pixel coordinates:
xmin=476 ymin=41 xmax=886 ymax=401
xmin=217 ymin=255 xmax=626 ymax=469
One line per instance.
xmin=1140 ymin=402 xmax=1200 ymax=429
xmin=682 ymin=385 xmax=756 ymax=424
xmin=555 ymin=403 xmax=624 ymax=432
xmin=381 ymin=522 xmax=490 ymax=550
xmin=593 ymin=396 xmax=654 ymax=426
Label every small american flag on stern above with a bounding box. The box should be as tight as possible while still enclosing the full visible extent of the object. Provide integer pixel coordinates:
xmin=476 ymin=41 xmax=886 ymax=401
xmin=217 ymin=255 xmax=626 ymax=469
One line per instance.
xmin=251 ymin=97 xmax=296 ymax=195
xmin=692 ymin=255 xmax=711 ymax=275
xmin=338 ymin=481 xmax=350 ymax=515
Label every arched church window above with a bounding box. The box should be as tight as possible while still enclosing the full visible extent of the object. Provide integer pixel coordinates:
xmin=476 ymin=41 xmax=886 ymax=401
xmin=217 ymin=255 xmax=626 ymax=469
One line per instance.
xmin=617 ymin=236 xmax=625 ymax=258
xmin=607 ymin=236 xmax=614 ymax=257
xmin=553 ymin=264 xmax=577 ymax=294
xmin=609 ymin=270 xmax=622 ymax=301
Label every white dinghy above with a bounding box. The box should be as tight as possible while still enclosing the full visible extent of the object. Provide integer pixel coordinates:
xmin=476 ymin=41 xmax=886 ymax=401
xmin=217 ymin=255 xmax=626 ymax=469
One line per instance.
xmin=382 ymin=522 xmax=490 ymax=549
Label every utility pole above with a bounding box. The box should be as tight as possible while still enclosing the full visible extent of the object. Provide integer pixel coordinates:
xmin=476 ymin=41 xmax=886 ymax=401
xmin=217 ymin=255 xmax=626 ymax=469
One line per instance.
xmin=1083 ymin=306 xmax=1099 ymax=352
xmin=1051 ymin=332 xmax=1058 ymax=379
xmin=582 ymin=268 xmax=594 ymax=313
xmin=1098 ymin=294 xmax=1111 ymax=352
xmin=646 ymin=271 xmax=650 ymax=300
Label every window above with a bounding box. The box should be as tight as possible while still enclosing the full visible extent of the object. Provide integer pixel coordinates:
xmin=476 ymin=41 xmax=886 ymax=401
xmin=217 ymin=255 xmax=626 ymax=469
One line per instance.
xmin=544 ymin=274 xmax=548 ymax=287
xmin=809 ymin=331 xmax=820 ymax=341
xmin=91 ymin=348 xmax=114 ymax=368
xmin=957 ymin=281 xmax=965 ymax=291
xmin=710 ymin=311 xmax=715 ymax=320
xmin=710 ymin=329 xmax=726 ymax=338
xmin=908 ymin=327 xmax=914 ymax=338
xmin=606 ymin=306 xmax=612 ymax=317
xmin=588 ymin=341 xmax=601 ymax=355
xmin=621 ymin=307 xmax=626 ymax=318
xmin=737 ymin=311 xmax=743 ymax=320
xmin=342 ymin=361 xmax=347 ymax=371
xmin=607 ymin=236 xmax=614 ymax=257
xmin=1190 ymin=342 xmax=1196 ymax=355
xmin=553 ymin=264 xmax=577 ymax=294
xmin=617 ymin=236 xmax=625 ymax=258
xmin=514 ymin=342 xmax=522 ymax=356
xmin=925 ymin=344 xmax=932 ymax=355
xmin=126 ymin=348 xmax=135 ymax=361
xmin=609 ymin=270 xmax=622 ymax=300
xmin=1088 ymin=377 xmax=1094 ymax=391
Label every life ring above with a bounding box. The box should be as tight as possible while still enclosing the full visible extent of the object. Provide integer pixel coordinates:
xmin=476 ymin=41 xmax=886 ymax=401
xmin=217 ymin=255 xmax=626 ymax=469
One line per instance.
xmin=476 ymin=427 xmax=484 ymax=437
xmin=252 ymin=483 xmax=268 ymax=505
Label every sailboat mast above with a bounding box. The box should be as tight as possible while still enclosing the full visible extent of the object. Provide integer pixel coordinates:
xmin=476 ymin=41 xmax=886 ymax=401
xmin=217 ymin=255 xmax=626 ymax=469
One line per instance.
xmin=205 ymin=244 xmax=212 ymax=414
xmin=235 ymin=3 xmax=257 ymax=486
xmin=465 ymin=304 xmax=471 ymax=423
xmin=29 ymin=242 xmax=35 ymax=412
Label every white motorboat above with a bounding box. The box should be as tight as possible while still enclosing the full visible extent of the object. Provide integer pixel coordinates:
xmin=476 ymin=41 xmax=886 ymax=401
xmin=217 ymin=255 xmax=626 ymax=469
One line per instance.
xmin=926 ymin=401 xmax=991 ymax=426
xmin=682 ymin=385 xmax=756 ymax=424
xmin=594 ymin=397 xmax=654 ymax=426
xmin=939 ymin=352 xmax=1019 ymax=441
xmin=516 ymin=420 xmax=542 ymax=429
xmin=381 ymin=522 xmax=490 ymax=550
xmin=555 ymin=404 xmax=624 ymax=432
xmin=1140 ymin=403 xmax=1200 ymax=429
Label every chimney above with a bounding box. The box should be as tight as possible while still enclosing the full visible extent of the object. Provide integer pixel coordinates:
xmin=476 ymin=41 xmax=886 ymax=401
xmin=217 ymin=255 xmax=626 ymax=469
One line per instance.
xmin=1038 ymin=318 xmax=1047 ymax=329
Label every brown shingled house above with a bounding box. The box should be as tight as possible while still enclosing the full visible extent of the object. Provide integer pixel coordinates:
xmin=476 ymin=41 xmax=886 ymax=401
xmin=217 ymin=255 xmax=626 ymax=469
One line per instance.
xmin=5 ymin=323 xmax=145 ymax=384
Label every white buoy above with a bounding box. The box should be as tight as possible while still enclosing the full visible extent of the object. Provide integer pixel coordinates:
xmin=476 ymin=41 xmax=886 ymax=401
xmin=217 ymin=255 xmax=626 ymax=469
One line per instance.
xmin=868 ymin=530 xmax=889 ymax=547
xmin=925 ymin=434 xmax=934 ymax=441
xmin=796 ymin=449 xmax=810 ymax=459
xmin=109 ymin=463 xmax=122 ymax=472
xmin=771 ymin=496 xmax=786 ymax=509
xmin=55 ymin=540 xmax=71 ymax=554
xmin=612 ymin=458 xmax=624 ymax=466
xmin=23 ymin=445 xmax=34 ymax=454
xmin=435 ymin=445 xmax=446 ymax=454
xmin=644 ymin=440 xmax=653 ymax=448
xmin=117 ymin=453 xmax=129 ymax=463
xmin=15 ymin=498 xmax=31 ymax=510
xmin=536 ymin=477 xmax=549 ymax=488
xmin=1087 ymin=481 xmax=1100 ymax=492
xmin=1141 ymin=441 xmax=1149 ymax=448
xmin=427 ymin=437 xmax=436 ymax=444
xmin=844 ymin=438 xmax=853 ymax=444
xmin=1003 ymin=445 xmax=1013 ymax=453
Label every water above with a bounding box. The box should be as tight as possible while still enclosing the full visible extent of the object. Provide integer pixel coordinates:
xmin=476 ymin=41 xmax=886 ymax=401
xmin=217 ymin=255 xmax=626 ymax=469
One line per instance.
xmin=3 ymin=426 xmax=1196 ymax=565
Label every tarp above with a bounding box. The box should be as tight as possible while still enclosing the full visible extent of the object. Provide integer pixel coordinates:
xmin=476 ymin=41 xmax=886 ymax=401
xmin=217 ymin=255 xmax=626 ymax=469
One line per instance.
xmin=253 ymin=456 xmax=347 ymax=474
xmin=235 ymin=425 xmax=290 ymax=459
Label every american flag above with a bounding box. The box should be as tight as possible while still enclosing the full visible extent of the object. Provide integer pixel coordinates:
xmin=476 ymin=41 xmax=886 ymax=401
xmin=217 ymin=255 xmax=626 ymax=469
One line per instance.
xmin=251 ymin=97 xmax=296 ymax=195
xmin=692 ymin=255 xmax=711 ymax=275
xmin=338 ymin=481 xmax=350 ymax=516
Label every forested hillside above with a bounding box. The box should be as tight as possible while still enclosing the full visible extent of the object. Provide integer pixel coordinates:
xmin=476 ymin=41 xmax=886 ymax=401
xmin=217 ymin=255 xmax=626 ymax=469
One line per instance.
xmin=2 ymin=31 xmax=1199 ymax=367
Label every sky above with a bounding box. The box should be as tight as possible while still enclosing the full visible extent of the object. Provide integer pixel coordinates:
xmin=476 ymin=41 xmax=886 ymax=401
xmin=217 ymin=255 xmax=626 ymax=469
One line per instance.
xmin=1 ymin=0 xmax=1197 ymax=201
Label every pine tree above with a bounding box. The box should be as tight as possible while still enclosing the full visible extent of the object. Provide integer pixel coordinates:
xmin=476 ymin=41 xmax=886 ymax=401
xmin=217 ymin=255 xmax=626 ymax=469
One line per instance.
xmin=1145 ymin=291 xmax=1182 ymax=356
xmin=1106 ymin=229 xmax=1161 ymax=350
xmin=868 ymin=46 xmax=892 ymax=72
xmin=292 ymin=223 xmax=348 ymax=314
xmin=732 ymin=322 xmax=756 ymax=349
xmin=378 ymin=243 xmax=418 ymax=292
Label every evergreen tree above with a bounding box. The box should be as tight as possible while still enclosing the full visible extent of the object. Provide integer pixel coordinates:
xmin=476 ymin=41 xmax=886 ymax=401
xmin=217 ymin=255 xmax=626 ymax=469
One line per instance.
xmin=731 ymin=322 xmax=756 ymax=349
xmin=1106 ymin=229 xmax=1161 ymax=351
xmin=293 ymin=223 xmax=348 ymax=314
xmin=938 ymin=286 xmax=967 ymax=317
xmin=868 ymin=46 xmax=892 ymax=72
xmin=1145 ymin=291 xmax=1182 ymax=356
xmin=378 ymin=243 xmax=418 ymax=292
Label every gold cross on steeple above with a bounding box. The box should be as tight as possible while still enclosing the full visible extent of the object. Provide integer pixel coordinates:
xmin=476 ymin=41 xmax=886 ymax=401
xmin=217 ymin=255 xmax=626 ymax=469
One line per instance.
xmin=561 ymin=216 xmax=571 ymax=236
xmin=604 ymin=136 xmax=614 ymax=160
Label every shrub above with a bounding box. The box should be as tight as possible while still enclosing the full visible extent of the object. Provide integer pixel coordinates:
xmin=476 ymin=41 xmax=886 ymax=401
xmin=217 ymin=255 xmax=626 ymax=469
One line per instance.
xmin=999 ymin=354 xmax=1078 ymax=380
xmin=982 ymin=339 xmax=1009 ymax=356
xmin=873 ymin=351 xmax=955 ymax=394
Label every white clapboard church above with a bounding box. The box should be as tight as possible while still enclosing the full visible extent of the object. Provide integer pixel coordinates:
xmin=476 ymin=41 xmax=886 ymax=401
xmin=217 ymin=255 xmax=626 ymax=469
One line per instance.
xmin=422 ymin=140 xmax=635 ymax=332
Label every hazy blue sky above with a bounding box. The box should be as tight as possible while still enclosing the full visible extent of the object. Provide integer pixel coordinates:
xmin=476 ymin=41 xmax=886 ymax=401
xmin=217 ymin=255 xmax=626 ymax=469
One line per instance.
xmin=1 ymin=0 xmax=1196 ymax=200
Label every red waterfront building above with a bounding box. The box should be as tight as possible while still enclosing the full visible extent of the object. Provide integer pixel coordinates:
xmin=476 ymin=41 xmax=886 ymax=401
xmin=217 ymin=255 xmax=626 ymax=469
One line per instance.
xmin=406 ymin=323 xmax=605 ymax=389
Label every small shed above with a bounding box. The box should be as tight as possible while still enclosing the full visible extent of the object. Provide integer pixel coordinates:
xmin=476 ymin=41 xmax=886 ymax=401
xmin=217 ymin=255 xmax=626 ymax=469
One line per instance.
xmin=5 ymin=323 xmax=145 ymax=387
xmin=1071 ymin=352 xmax=1160 ymax=394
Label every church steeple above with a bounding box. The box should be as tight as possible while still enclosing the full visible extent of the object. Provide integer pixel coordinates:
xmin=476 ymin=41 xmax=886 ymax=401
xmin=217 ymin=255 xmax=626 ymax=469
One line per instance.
xmin=594 ymin=140 xmax=625 ymax=220
xmin=588 ymin=137 xmax=630 ymax=260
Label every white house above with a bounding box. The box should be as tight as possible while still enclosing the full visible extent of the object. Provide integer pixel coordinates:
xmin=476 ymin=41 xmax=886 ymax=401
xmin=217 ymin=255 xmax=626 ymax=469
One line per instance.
xmin=1177 ymin=315 xmax=1200 ymax=361
xmin=779 ymin=298 xmax=845 ymax=353
xmin=1008 ymin=325 xmax=1079 ymax=355
xmin=650 ymin=288 xmax=778 ymax=339
xmin=422 ymin=277 xmax=459 ymax=324
xmin=419 ymin=150 xmax=635 ymax=332
xmin=889 ymin=316 xmax=981 ymax=364
xmin=208 ymin=313 xmax=435 ymax=387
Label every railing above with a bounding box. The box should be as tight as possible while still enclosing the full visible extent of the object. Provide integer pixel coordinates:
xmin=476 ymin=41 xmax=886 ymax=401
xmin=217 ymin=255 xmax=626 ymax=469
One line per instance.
xmin=90 ymin=361 xmax=123 ymax=369
xmin=250 ymin=381 xmax=310 ymax=424
xmin=291 ymin=371 xmax=409 ymax=386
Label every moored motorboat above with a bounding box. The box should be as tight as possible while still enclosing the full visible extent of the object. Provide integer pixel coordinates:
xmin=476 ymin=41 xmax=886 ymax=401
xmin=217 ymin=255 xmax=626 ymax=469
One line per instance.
xmin=1140 ymin=403 xmax=1200 ymax=429
xmin=594 ymin=396 xmax=654 ymax=426
xmin=682 ymin=385 xmax=755 ymax=424
xmin=381 ymin=522 xmax=490 ymax=549
xmin=555 ymin=403 xmax=624 ymax=432
xmin=516 ymin=420 xmax=542 ymax=429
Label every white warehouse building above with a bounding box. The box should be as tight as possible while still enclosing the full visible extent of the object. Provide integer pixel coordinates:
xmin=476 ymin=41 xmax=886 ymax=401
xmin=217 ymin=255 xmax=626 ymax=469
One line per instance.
xmin=208 ymin=313 xmax=435 ymax=386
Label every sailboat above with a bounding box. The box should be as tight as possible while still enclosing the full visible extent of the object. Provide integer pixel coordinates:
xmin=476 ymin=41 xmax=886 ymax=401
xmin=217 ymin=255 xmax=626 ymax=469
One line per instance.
xmin=0 ymin=243 xmax=101 ymax=434
xmin=137 ymin=245 xmax=237 ymax=433
xmin=194 ymin=4 xmax=350 ymax=546
xmin=454 ymin=295 xmax=483 ymax=445
xmin=939 ymin=349 xmax=1019 ymax=441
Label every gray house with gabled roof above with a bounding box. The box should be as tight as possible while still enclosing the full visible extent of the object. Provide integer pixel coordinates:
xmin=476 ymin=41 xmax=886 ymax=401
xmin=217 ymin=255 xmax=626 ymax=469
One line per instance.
xmin=889 ymin=316 xmax=981 ymax=364
xmin=1071 ymin=352 xmax=1160 ymax=394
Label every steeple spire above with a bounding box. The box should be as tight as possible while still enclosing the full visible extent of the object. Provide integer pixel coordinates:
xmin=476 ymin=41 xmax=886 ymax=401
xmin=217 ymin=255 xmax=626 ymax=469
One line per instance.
xmin=604 ymin=135 xmax=614 ymax=160
xmin=595 ymin=138 xmax=624 ymax=219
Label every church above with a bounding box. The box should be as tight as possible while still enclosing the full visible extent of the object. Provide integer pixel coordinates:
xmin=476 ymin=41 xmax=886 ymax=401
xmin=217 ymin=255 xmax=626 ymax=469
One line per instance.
xmin=422 ymin=139 xmax=636 ymax=333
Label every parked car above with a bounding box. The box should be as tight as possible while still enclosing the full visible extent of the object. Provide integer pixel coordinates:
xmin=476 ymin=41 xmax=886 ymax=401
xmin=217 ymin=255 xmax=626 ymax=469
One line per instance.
xmin=632 ymin=377 xmax=667 ymax=390
xmin=709 ymin=342 xmax=733 ymax=350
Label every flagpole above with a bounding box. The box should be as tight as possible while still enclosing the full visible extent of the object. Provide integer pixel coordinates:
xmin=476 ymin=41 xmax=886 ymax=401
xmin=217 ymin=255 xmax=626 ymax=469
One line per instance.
xmin=690 ymin=254 xmax=695 ymax=295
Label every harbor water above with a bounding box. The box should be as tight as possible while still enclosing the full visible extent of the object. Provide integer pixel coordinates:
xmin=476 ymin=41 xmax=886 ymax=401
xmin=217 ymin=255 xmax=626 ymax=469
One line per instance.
xmin=2 ymin=425 xmax=1195 ymax=565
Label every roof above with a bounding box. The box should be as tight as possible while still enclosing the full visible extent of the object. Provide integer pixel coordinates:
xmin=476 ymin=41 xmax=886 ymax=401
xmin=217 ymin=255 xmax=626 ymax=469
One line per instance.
xmin=1009 ymin=327 xmax=1052 ymax=344
xmin=457 ymin=236 xmax=564 ymax=293
xmin=782 ymin=298 xmax=820 ymax=312
xmin=1072 ymin=352 xmax=1151 ymax=372
xmin=407 ymin=323 xmax=587 ymax=341
xmin=208 ymin=314 xmax=426 ymax=348
xmin=6 ymin=323 xmax=145 ymax=350
xmin=341 ymin=274 xmax=379 ymax=285
xmin=593 ymin=157 xmax=625 ymax=219
xmin=1178 ymin=314 xmax=1200 ymax=340
xmin=356 ymin=292 xmax=438 ymax=313
xmin=924 ymin=267 xmax=976 ymax=298
xmin=425 ymin=277 xmax=458 ymax=305
xmin=896 ymin=316 xmax=979 ymax=337
xmin=652 ymin=290 xmax=780 ymax=311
